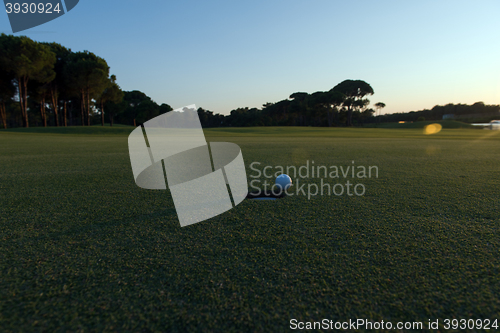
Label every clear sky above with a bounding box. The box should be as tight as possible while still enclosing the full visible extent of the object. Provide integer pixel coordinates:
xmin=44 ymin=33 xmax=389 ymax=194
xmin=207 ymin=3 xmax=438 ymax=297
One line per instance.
xmin=2 ymin=0 xmax=499 ymax=115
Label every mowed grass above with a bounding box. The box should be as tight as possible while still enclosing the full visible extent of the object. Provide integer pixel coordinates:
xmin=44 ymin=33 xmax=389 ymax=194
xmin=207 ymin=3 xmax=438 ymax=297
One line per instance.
xmin=1 ymin=127 xmax=500 ymax=332
xmin=362 ymin=120 xmax=478 ymax=129
xmin=0 ymin=120 xmax=479 ymax=137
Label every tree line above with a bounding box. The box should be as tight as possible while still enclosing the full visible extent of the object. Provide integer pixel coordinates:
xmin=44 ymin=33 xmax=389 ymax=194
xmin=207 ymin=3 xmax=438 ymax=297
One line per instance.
xmin=200 ymin=80 xmax=381 ymax=128
xmin=374 ymin=102 xmax=500 ymax=124
xmin=0 ymin=34 xmax=385 ymax=128
xmin=2 ymin=34 xmax=497 ymax=129
xmin=198 ymin=98 xmax=499 ymax=128
xmin=0 ymin=34 xmax=173 ymax=128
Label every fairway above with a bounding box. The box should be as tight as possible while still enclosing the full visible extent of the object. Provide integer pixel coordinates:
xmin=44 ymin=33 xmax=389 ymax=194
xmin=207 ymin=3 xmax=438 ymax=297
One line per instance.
xmin=1 ymin=127 xmax=500 ymax=331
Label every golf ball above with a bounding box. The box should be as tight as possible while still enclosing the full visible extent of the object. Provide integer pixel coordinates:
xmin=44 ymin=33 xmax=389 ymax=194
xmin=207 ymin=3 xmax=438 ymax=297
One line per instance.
xmin=275 ymin=174 xmax=292 ymax=191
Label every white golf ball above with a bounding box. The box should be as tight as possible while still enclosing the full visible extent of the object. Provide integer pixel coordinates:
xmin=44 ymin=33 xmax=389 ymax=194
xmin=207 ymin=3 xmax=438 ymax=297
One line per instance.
xmin=275 ymin=174 xmax=292 ymax=191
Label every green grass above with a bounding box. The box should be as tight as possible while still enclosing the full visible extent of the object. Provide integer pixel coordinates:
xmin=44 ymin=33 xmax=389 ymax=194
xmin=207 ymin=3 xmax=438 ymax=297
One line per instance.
xmin=0 ymin=125 xmax=134 ymax=136
xmin=204 ymin=125 xmax=490 ymax=140
xmin=91 ymin=123 xmax=134 ymax=127
xmin=1 ymin=127 xmax=500 ymax=332
xmin=363 ymin=120 xmax=478 ymax=129
xmin=0 ymin=121 xmax=479 ymax=137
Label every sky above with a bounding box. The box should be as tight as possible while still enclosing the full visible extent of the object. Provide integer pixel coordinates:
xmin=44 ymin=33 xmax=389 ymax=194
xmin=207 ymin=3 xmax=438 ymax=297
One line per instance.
xmin=2 ymin=0 xmax=499 ymax=115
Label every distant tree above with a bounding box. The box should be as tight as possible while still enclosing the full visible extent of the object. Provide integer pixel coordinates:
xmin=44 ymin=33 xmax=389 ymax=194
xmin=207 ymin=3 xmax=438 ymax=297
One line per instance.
xmin=471 ymin=101 xmax=485 ymax=113
xmin=360 ymin=108 xmax=375 ymax=125
xmin=289 ymin=92 xmax=309 ymax=126
xmin=225 ymin=107 xmax=264 ymax=127
xmin=116 ymin=90 xmax=161 ymax=125
xmin=373 ymin=102 xmax=386 ymax=126
xmin=331 ymin=80 xmax=374 ymax=126
xmin=289 ymin=92 xmax=309 ymax=101
xmin=0 ymin=34 xmax=56 ymax=127
xmin=198 ymin=107 xmax=224 ymax=127
xmin=198 ymin=107 xmax=211 ymax=127
xmin=273 ymin=99 xmax=291 ymax=124
xmin=309 ymin=91 xmax=345 ymax=127
xmin=159 ymin=103 xmax=173 ymax=114
xmin=374 ymin=102 xmax=386 ymax=117
xmin=430 ymin=105 xmax=444 ymax=120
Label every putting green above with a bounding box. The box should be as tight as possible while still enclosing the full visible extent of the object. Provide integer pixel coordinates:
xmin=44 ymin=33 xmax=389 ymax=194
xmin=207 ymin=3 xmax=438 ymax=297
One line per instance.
xmin=1 ymin=127 xmax=499 ymax=331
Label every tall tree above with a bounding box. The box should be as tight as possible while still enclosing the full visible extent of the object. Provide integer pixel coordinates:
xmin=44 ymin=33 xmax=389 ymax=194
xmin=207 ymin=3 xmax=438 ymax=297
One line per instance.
xmin=373 ymin=102 xmax=386 ymax=126
xmin=289 ymin=92 xmax=309 ymax=126
xmin=0 ymin=69 xmax=15 ymax=129
xmin=41 ymin=42 xmax=72 ymax=127
xmin=96 ymin=75 xmax=124 ymax=126
xmin=159 ymin=103 xmax=173 ymax=115
xmin=31 ymin=63 xmax=56 ymax=127
xmin=374 ymin=102 xmax=386 ymax=117
xmin=65 ymin=51 xmax=109 ymax=126
xmin=308 ymin=91 xmax=345 ymax=127
xmin=115 ymin=90 xmax=161 ymax=125
xmin=30 ymin=84 xmax=49 ymax=127
xmin=331 ymin=80 xmax=374 ymax=126
xmin=0 ymin=34 xmax=56 ymax=127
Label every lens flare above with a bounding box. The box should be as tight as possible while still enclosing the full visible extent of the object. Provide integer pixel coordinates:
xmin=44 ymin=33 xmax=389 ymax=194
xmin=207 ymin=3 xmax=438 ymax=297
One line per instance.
xmin=424 ymin=123 xmax=442 ymax=135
